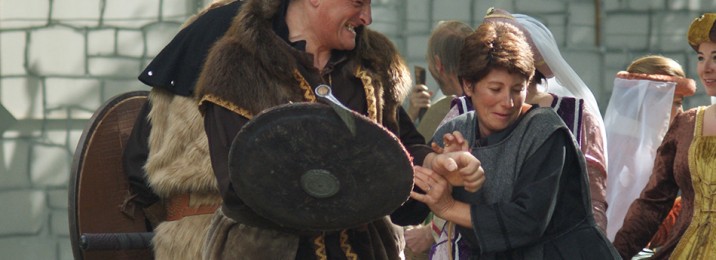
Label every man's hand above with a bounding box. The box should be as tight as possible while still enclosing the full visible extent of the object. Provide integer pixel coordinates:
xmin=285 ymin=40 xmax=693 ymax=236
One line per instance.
xmin=410 ymin=166 xmax=475 ymax=228
xmin=410 ymin=166 xmax=456 ymax=215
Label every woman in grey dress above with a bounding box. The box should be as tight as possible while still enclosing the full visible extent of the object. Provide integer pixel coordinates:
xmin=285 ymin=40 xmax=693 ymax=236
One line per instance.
xmin=410 ymin=20 xmax=620 ymax=260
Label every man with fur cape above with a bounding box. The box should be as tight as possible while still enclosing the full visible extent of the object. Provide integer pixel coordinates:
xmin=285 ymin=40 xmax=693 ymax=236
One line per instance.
xmin=192 ymin=0 xmax=469 ymax=258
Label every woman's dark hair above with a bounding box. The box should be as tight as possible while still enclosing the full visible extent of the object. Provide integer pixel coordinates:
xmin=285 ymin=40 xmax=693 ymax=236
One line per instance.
xmin=458 ymin=21 xmax=534 ymax=85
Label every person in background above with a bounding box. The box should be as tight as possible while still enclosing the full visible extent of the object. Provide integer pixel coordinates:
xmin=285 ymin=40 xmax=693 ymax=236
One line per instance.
xmin=613 ymin=13 xmax=716 ymax=259
xmin=402 ymin=20 xmax=473 ymax=260
xmin=603 ymin=55 xmax=696 ymax=243
xmin=411 ymin=20 xmax=619 ymax=259
xmin=192 ymin=0 xmax=484 ymax=258
xmin=405 ymin=21 xmax=473 ymax=137
xmin=623 ymin=55 xmax=696 ymax=122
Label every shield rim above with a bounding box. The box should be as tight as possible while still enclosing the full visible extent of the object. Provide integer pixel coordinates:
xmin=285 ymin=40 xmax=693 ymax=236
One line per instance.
xmin=229 ymin=102 xmax=414 ymax=231
xmin=68 ymin=91 xmax=151 ymax=260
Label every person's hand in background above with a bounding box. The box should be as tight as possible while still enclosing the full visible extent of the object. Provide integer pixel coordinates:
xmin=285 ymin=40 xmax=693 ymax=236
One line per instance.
xmin=404 ymin=224 xmax=434 ymax=255
xmin=407 ymin=84 xmax=432 ymax=122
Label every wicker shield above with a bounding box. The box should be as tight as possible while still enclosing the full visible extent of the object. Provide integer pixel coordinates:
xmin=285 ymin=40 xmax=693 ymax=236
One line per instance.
xmin=69 ymin=91 xmax=153 ymax=260
xmin=229 ymin=102 xmax=414 ymax=232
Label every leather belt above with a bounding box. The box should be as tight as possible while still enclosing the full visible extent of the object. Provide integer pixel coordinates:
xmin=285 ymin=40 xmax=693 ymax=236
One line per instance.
xmin=166 ymin=193 xmax=220 ymax=221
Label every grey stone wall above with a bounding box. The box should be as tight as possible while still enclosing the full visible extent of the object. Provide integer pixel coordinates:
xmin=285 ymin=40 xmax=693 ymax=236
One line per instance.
xmin=0 ymin=0 xmax=207 ymax=259
xmin=389 ymin=0 xmax=714 ymax=109
xmin=0 ymin=0 xmax=714 ymax=259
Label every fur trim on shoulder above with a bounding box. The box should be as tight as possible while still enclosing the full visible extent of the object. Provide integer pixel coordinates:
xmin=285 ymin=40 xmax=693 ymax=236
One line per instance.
xmin=240 ymin=0 xmax=284 ymax=20
xmin=356 ymin=28 xmax=412 ymax=104
xmin=144 ymin=89 xmax=220 ymax=198
xmin=195 ymin=0 xmax=303 ymax=115
xmin=349 ymin=28 xmax=412 ymax=132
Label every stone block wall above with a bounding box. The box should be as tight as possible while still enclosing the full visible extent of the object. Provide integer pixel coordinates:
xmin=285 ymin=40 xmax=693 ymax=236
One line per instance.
xmin=1 ymin=0 xmax=714 ymax=259
xmin=390 ymin=0 xmax=714 ymax=109
xmin=0 ymin=0 xmax=206 ymax=259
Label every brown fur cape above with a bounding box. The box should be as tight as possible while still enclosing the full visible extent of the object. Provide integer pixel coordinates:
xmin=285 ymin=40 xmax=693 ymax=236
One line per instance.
xmin=194 ymin=0 xmax=412 ymax=132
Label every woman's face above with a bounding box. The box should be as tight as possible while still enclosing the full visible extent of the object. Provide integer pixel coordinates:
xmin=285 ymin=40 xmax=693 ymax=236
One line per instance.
xmin=464 ymin=68 xmax=527 ymax=137
xmin=697 ymin=41 xmax=716 ymax=97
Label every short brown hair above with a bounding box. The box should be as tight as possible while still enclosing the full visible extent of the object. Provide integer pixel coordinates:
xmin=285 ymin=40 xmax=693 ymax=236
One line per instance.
xmin=458 ymin=21 xmax=534 ymax=85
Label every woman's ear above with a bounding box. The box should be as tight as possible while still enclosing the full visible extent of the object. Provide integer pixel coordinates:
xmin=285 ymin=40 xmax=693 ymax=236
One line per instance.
xmin=462 ymin=80 xmax=474 ymax=97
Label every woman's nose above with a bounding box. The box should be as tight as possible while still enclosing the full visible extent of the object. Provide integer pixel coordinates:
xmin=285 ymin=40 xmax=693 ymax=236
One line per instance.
xmin=502 ymin=94 xmax=515 ymax=108
xmin=705 ymin=60 xmax=716 ymax=72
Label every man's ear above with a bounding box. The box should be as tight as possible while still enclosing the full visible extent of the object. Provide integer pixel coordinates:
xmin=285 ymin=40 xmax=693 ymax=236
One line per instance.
xmin=433 ymin=55 xmax=444 ymax=74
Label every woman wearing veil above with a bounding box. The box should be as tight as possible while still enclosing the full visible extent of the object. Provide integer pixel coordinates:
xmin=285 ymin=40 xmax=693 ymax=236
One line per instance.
xmin=603 ymin=55 xmax=697 ymax=243
xmin=613 ymin=13 xmax=716 ymax=259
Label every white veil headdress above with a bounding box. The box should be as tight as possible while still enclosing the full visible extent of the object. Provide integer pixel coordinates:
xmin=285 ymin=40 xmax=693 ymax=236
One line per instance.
xmin=514 ymin=14 xmax=608 ymax=165
xmin=601 ymin=74 xmax=676 ymax=240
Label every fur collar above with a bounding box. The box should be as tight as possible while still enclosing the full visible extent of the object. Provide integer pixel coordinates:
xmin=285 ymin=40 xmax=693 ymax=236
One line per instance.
xmin=195 ymin=0 xmax=411 ymax=131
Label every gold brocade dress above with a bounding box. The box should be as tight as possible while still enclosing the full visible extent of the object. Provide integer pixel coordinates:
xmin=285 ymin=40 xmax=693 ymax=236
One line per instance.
xmin=671 ymin=106 xmax=716 ymax=259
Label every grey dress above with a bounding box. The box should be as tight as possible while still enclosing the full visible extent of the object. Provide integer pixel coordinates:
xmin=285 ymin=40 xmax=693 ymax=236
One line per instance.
xmin=432 ymin=107 xmax=619 ymax=259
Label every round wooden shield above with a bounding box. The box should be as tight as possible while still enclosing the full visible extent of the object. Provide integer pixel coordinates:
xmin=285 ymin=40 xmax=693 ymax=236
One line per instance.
xmin=69 ymin=91 xmax=153 ymax=260
xmin=229 ymin=103 xmax=414 ymax=231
